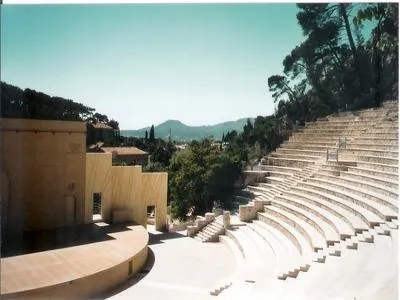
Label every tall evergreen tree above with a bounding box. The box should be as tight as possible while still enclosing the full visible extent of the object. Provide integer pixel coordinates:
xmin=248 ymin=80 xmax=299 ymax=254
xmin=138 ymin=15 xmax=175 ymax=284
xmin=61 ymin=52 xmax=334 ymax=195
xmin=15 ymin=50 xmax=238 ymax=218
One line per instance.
xmin=149 ymin=125 xmax=155 ymax=141
xmin=145 ymin=130 xmax=148 ymax=141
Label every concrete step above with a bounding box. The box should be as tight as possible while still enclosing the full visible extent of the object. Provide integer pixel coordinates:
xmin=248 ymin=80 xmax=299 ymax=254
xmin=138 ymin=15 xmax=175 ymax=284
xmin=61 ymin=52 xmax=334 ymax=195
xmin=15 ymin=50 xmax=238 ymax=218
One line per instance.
xmin=249 ymin=221 xmax=301 ymax=279
xmin=301 ymin=179 xmax=392 ymax=224
xmin=257 ymin=164 xmax=302 ymax=173
xmin=270 ymin=152 xmax=323 ymax=161
xmin=267 ymin=157 xmax=318 ymax=169
xmin=280 ymin=144 xmax=330 ymax=151
xmin=248 ymin=184 xmax=282 ymax=197
xmin=356 ymin=231 xmax=374 ymax=243
xmin=257 ymin=211 xmax=315 ymax=263
xmin=265 ymin=176 xmax=285 ymax=185
xmin=292 ymin=185 xmax=371 ymax=232
xmin=315 ymin=172 xmax=398 ymax=202
xmin=308 ymin=175 xmax=398 ymax=217
xmin=293 ymin=132 xmax=397 ymax=139
xmin=320 ymin=164 xmax=349 ymax=172
xmin=346 ymin=166 xmax=398 ymax=181
xmin=276 ymin=148 xmax=326 ymax=157
xmin=356 ymin=155 xmax=398 ymax=165
xmin=354 ymin=161 xmax=398 ymax=173
xmin=351 ymin=137 xmax=398 ymax=145
xmin=265 ymin=171 xmax=294 ymax=179
xmin=271 ymin=198 xmax=340 ymax=245
xmin=265 ymin=204 xmax=327 ymax=251
xmin=387 ymin=219 xmax=398 ymax=230
xmin=317 ymin=119 xmax=393 ymax=125
xmin=340 ymin=171 xmax=398 ymax=190
xmin=346 ymin=143 xmax=399 ymax=151
xmin=327 ymin=243 xmax=342 ymax=257
xmin=343 ymin=235 xmax=358 ymax=250
xmin=257 ymin=182 xmax=287 ymax=192
xmin=225 ymin=226 xmax=275 ymax=282
xmin=372 ymin=223 xmax=391 ymax=236
xmin=274 ymin=193 xmax=350 ymax=238
xmin=340 ymin=148 xmax=399 ymax=158
xmin=282 ymin=188 xmax=356 ymax=238
xmin=283 ymin=141 xmax=338 ymax=147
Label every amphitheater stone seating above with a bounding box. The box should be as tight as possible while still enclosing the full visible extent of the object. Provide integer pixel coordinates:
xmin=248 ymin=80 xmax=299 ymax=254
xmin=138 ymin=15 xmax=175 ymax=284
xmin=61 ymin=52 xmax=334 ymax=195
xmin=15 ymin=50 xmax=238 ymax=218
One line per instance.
xmin=214 ymin=100 xmax=398 ymax=299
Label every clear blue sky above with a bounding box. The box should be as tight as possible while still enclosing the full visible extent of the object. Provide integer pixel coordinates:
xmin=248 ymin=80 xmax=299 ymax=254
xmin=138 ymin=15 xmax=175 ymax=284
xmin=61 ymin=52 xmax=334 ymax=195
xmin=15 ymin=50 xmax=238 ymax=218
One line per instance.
xmin=2 ymin=4 xmax=310 ymax=129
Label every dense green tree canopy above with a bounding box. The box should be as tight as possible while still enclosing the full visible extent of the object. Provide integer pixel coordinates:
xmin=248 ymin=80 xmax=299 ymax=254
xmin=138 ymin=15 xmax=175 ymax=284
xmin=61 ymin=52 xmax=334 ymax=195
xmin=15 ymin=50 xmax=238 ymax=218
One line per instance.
xmin=268 ymin=3 xmax=398 ymax=128
xmin=168 ymin=139 xmax=242 ymax=219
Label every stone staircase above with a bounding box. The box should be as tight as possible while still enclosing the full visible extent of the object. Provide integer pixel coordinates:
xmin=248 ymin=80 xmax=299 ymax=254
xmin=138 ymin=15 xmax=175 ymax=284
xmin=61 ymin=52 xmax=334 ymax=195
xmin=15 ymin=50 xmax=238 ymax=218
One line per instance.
xmin=213 ymin=100 xmax=399 ymax=298
xmin=194 ymin=216 xmax=225 ymax=242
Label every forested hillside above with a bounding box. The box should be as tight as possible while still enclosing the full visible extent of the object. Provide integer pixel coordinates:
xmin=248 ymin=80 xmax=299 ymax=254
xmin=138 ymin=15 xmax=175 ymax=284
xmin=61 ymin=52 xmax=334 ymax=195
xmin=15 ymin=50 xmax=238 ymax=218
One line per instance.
xmin=121 ymin=118 xmax=253 ymax=142
xmin=0 ymin=81 xmax=119 ymax=128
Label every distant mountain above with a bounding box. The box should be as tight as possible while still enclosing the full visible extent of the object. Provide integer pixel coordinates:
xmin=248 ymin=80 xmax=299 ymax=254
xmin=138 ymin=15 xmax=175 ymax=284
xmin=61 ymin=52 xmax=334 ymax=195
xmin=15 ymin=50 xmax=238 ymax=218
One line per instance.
xmin=121 ymin=118 xmax=254 ymax=142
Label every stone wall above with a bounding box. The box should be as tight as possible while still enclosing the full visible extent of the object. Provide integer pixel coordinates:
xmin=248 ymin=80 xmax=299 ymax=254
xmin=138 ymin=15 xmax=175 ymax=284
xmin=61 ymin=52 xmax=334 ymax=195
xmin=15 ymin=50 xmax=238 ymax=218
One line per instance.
xmin=0 ymin=118 xmax=86 ymax=233
xmin=85 ymin=153 xmax=168 ymax=229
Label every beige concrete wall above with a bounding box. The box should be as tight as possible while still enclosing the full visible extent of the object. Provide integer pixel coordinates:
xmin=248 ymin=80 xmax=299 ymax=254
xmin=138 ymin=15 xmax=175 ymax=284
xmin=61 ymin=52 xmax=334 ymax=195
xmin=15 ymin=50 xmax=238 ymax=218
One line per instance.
xmin=85 ymin=153 xmax=167 ymax=229
xmin=110 ymin=166 xmax=144 ymax=225
xmin=85 ymin=153 xmax=113 ymax=223
xmin=86 ymin=154 xmax=143 ymax=224
xmin=142 ymin=173 xmax=168 ymax=231
xmin=0 ymin=118 xmax=86 ymax=233
xmin=0 ymin=116 xmax=167 ymax=232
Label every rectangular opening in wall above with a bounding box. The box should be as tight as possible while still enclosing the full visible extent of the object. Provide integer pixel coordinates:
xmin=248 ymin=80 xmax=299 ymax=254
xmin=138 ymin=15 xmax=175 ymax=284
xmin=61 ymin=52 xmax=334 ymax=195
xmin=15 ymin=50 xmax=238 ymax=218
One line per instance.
xmin=92 ymin=192 xmax=102 ymax=221
xmin=147 ymin=205 xmax=156 ymax=227
xmin=128 ymin=260 xmax=133 ymax=276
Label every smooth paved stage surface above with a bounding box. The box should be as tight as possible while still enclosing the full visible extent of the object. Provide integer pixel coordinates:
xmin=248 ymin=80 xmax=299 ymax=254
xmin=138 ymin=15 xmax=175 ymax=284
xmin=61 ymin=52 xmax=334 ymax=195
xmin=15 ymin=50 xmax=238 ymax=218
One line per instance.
xmin=1 ymin=222 xmax=148 ymax=297
xmin=104 ymin=226 xmax=236 ymax=300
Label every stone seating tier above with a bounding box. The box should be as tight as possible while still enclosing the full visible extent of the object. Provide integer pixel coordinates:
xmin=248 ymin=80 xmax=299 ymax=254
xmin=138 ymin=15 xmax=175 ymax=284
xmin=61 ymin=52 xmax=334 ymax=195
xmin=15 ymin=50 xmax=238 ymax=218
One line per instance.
xmin=355 ymin=154 xmax=398 ymax=165
xmin=281 ymin=142 xmax=398 ymax=151
xmin=256 ymin=165 xmax=301 ymax=173
xmin=265 ymin=204 xmax=327 ymax=250
xmin=217 ymin=101 xmax=398 ymax=293
xmin=346 ymin=166 xmax=398 ymax=181
xmin=275 ymin=148 xmax=326 ymax=157
xmin=292 ymin=132 xmax=398 ymax=139
xmin=317 ymin=169 xmax=399 ymax=190
xmin=287 ymin=186 xmax=366 ymax=234
xmin=264 ymin=170 xmax=294 ymax=179
xmin=350 ymin=137 xmax=398 ymax=145
xmin=267 ymin=157 xmax=317 ymax=168
xmin=247 ymin=221 xmax=303 ymax=279
xmin=352 ymin=161 xmax=398 ymax=173
xmin=264 ymin=176 xmax=285 ymax=185
xmin=299 ymin=180 xmax=395 ymax=223
xmin=225 ymin=226 xmax=277 ymax=279
xmin=257 ymin=212 xmax=326 ymax=268
xmin=346 ymin=143 xmax=398 ymax=151
xmin=305 ymin=122 xmax=398 ymax=129
xmin=270 ymin=153 xmax=323 ymax=161
xmin=315 ymin=173 xmax=398 ymax=201
xmin=281 ymin=141 xmax=338 ymax=148
xmin=293 ymin=184 xmax=380 ymax=230
xmin=340 ymin=148 xmax=398 ymax=158
xmin=272 ymin=194 xmax=353 ymax=239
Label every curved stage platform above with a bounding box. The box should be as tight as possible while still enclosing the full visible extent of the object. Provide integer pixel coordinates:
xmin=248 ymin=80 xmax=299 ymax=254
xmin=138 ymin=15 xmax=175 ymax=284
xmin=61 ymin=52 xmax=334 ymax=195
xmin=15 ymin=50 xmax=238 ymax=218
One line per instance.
xmin=1 ymin=223 xmax=148 ymax=299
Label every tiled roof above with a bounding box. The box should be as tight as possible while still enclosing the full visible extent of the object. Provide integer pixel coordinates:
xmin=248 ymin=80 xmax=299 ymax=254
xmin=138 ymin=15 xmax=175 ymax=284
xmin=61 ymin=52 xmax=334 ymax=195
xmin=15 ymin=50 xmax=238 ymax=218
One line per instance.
xmin=101 ymin=147 xmax=148 ymax=155
xmin=91 ymin=122 xmax=113 ymax=129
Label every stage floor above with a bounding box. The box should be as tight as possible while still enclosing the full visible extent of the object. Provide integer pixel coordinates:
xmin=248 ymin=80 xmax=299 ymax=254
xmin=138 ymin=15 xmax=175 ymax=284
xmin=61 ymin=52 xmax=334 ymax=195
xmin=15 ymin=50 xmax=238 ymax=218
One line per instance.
xmin=1 ymin=222 xmax=148 ymax=298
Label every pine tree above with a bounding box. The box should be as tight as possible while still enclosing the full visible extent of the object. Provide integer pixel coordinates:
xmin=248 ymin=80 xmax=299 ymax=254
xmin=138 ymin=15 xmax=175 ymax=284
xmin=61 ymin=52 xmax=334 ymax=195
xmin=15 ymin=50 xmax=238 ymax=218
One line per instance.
xmin=145 ymin=130 xmax=148 ymax=141
xmin=149 ymin=125 xmax=155 ymax=141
